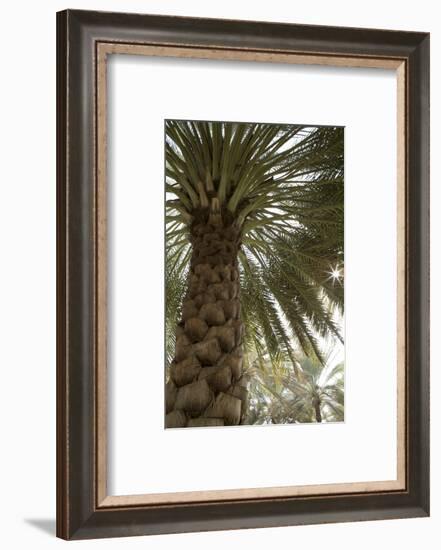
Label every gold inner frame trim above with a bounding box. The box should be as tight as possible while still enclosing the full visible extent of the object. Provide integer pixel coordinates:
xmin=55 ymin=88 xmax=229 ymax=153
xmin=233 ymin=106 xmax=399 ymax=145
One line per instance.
xmin=95 ymin=41 xmax=407 ymax=508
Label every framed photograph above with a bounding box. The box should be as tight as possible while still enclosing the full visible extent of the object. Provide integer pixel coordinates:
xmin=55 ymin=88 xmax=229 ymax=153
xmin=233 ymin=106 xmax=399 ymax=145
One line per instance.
xmin=56 ymin=9 xmax=430 ymax=540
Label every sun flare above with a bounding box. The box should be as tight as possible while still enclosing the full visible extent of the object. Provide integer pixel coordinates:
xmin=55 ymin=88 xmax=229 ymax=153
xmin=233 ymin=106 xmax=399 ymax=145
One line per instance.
xmin=328 ymin=266 xmax=342 ymax=283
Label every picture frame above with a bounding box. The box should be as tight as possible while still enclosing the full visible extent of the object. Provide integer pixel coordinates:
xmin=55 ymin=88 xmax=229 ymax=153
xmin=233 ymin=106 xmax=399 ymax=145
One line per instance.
xmin=56 ymin=9 xmax=430 ymax=540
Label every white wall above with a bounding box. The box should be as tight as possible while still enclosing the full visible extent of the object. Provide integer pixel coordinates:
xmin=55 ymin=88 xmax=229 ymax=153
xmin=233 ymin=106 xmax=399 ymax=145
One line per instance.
xmin=0 ymin=1 xmax=437 ymax=548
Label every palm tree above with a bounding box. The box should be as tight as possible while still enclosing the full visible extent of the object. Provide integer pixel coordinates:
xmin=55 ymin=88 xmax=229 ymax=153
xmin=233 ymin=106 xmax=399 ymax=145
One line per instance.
xmin=246 ymin=353 xmax=344 ymax=425
xmin=165 ymin=120 xmax=344 ymax=428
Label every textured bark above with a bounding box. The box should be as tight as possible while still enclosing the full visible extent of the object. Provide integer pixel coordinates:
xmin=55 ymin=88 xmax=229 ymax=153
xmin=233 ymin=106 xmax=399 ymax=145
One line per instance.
xmin=166 ymin=208 xmax=248 ymax=428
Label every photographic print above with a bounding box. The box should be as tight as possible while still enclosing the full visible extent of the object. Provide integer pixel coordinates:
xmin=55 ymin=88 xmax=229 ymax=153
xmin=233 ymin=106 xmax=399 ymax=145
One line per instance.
xmin=57 ymin=11 xmax=430 ymax=538
xmin=165 ymin=120 xmax=344 ymax=428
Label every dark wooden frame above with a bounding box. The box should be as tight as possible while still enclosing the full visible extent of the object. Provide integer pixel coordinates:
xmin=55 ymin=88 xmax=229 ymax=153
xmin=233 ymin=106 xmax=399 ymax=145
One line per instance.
xmin=57 ymin=9 xmax=430 ymax=540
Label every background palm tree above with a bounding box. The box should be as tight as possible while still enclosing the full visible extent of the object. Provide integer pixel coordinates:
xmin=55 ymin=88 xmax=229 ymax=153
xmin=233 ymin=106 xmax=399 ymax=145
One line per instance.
xmin=245 ymin=353 xmax=344 ymax=425
xmin=165 ymin=119 xmax=344 ymax=428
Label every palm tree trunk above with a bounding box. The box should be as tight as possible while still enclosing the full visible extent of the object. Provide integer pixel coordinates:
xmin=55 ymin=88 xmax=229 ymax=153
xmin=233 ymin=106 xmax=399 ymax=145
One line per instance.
xmin=313 ymin=398 xmax=322 ymax=423
xmin=165 ymin=211 xmax=248 ymax=428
